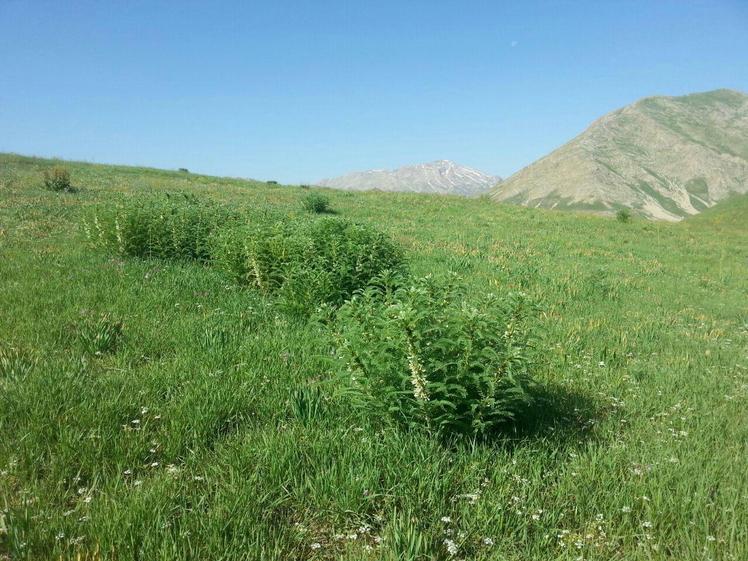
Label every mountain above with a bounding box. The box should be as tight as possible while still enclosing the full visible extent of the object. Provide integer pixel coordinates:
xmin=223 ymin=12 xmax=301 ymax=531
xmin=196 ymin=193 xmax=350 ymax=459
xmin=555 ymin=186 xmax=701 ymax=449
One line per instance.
xmin=491 ymin=89 xmax=748 ymax=220
xmin=317 ymin=160 xmax=500 ymax=196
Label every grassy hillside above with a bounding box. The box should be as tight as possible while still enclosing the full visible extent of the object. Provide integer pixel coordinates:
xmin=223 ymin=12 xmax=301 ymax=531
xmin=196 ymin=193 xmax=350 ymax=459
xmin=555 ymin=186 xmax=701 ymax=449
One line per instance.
xmin=1 ymin=154 xmax=747 ymax=560
xmin=492 ymin=89 xmax=748 ymax=221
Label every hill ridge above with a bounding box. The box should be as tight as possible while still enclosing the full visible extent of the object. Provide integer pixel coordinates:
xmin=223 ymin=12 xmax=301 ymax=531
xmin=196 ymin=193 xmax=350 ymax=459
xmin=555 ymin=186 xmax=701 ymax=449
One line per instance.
xmin=491 ymin=88 xmax=748 ymax=220
xmin=317 ymin=160 xmax=500 ymax=196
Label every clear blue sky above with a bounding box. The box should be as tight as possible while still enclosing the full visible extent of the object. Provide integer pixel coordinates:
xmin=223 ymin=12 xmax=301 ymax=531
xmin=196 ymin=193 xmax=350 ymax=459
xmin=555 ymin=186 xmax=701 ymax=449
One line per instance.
xmin=1 ymin=1 xmax=747 ymax=183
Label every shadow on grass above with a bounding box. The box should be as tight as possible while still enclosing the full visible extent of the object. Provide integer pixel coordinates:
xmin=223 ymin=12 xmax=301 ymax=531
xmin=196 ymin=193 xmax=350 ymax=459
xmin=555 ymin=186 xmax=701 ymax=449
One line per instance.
xmin=490 ymin=381 xmax=601 ymax=448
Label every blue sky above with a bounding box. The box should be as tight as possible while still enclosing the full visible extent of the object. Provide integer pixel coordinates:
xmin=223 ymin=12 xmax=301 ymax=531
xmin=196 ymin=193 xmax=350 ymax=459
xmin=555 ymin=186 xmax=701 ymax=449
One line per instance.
xmin=1 ymin=1 xmax=747 ymax=183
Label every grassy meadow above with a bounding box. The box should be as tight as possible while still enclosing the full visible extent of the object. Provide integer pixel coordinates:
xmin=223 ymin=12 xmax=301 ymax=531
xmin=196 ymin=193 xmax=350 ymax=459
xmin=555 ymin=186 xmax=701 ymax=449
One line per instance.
xmin=1 ymin=153 xmax=747 ymax=560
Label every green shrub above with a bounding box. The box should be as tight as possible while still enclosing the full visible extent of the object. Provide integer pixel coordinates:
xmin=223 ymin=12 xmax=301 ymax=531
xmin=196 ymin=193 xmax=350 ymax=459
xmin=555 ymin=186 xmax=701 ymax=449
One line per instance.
xmin=209 ymin=218 xmax=300 ymax=290
xmin=293 ymin=219 xmax=405 ymax=308
xmin=85 ymin=193 xmax=238 ymax=261
xmin=211 ymin=217 xmax=406 ymax=313
xmin=43 ymin=166 xmax=73 ymax=192
xmin=332 ymin=273 xmax=534 ymax=437
xmin=616 ymin=208 xmax=632 ymax=223
xmin=302 ymin=192 xmax=331 ymax=214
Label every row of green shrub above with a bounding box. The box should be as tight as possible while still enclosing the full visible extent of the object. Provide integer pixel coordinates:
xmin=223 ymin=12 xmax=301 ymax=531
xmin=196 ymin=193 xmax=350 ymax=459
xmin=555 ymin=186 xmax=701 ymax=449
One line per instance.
xmin=85 ymin=193 xmax=534 ymax=437
xmin=211 ymin=218 xmax=405 ymax=314
xmin=85 ymin=194 xmax=404 ymax=313
xmin=84 ymin=193 xmax=239 ymax=261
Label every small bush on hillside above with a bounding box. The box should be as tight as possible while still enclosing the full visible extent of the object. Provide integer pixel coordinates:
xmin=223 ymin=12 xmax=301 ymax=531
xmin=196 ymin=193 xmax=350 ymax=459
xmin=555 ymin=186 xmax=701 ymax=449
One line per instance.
xmin=85 ymin=193 xmax=238 ymax=260
xmin=333 ymin=273 xmax=534 ymax=437
xmin=616 ymin=208 xmax=632 ymax=223
xmin=211 ymin=217 xmax=406 ymax=313
xmin=43 ymin=166 xmax=74 ymax=192
xmin=302 ymin=192 xmax=331 ymax=214
xmin=209 ymin=218 xmax=300 ymax=290
xmin=281 ymin=219 xmax=406 ymax=312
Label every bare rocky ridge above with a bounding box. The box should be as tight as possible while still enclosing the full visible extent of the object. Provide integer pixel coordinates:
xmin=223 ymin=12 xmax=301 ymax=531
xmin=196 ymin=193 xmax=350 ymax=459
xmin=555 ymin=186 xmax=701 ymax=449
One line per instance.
xmin=317 ymin=160 xmax=500 ymax=196
xmin=491 ymin=89 xmax=748 ymax=220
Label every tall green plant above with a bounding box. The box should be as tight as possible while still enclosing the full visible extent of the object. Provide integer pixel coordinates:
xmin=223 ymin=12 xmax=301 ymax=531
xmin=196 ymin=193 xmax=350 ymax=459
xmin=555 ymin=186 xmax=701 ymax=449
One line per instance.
xmin=42 ymin=166 xmax=73 ymax=192
xmin=211 ymin=217 xmax=406 ymax=313
xmin=85 ymin=193 xmax=238 ymax=261
xmin=301 ymin=192 xmax=331 ymax=213
xmin=333 ymin=273 xmax=535 ymax=437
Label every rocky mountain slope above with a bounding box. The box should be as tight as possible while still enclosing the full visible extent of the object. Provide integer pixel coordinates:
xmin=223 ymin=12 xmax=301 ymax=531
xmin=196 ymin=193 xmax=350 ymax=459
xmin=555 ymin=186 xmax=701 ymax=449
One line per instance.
xmin=317 ymin=160 xmax=500 ymax=196
xmin=491 ymin=89 xmax=748 ymax=220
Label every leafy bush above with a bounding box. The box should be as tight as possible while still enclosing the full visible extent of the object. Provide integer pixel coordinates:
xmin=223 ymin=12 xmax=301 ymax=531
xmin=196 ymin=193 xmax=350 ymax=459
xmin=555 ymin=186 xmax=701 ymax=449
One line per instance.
xmin=616 ymin=208 xmax=632 ymax=223
xmin=85 ymin=193 xmax=238 ymax=260
xmin=43 ymin=166 xmax=73 ymax=192
xmin=209 ymin=218 xmax=302 ymax=291
xmin=332 ymin=273 xmax=534 ymax=437
xmin=211 ymin=217 xmax=406 ymax=313
xmin=302 ymin=192 xmax=331 ymax=214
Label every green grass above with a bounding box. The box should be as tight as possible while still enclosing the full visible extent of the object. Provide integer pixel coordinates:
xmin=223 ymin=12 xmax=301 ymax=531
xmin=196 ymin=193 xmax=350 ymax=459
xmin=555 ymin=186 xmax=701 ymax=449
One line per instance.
xmin=1 ymin=153 xmax=747 ymax=560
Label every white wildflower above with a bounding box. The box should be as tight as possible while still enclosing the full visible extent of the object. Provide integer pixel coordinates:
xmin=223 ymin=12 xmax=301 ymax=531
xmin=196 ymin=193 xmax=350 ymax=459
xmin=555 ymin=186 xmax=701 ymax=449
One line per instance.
xmin=443 ymin=538 xmax=458 ymax=556
xmin=406 ymin=339 xmax=429 ymax=401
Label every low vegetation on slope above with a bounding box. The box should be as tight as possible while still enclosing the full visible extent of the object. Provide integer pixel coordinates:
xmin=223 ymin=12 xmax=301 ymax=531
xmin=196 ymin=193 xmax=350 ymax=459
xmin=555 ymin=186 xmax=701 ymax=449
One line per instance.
xmin=492 ymin=89 xmax=748 ymax=221
xmin=0 ymin=153 xmax=746 ymax=561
